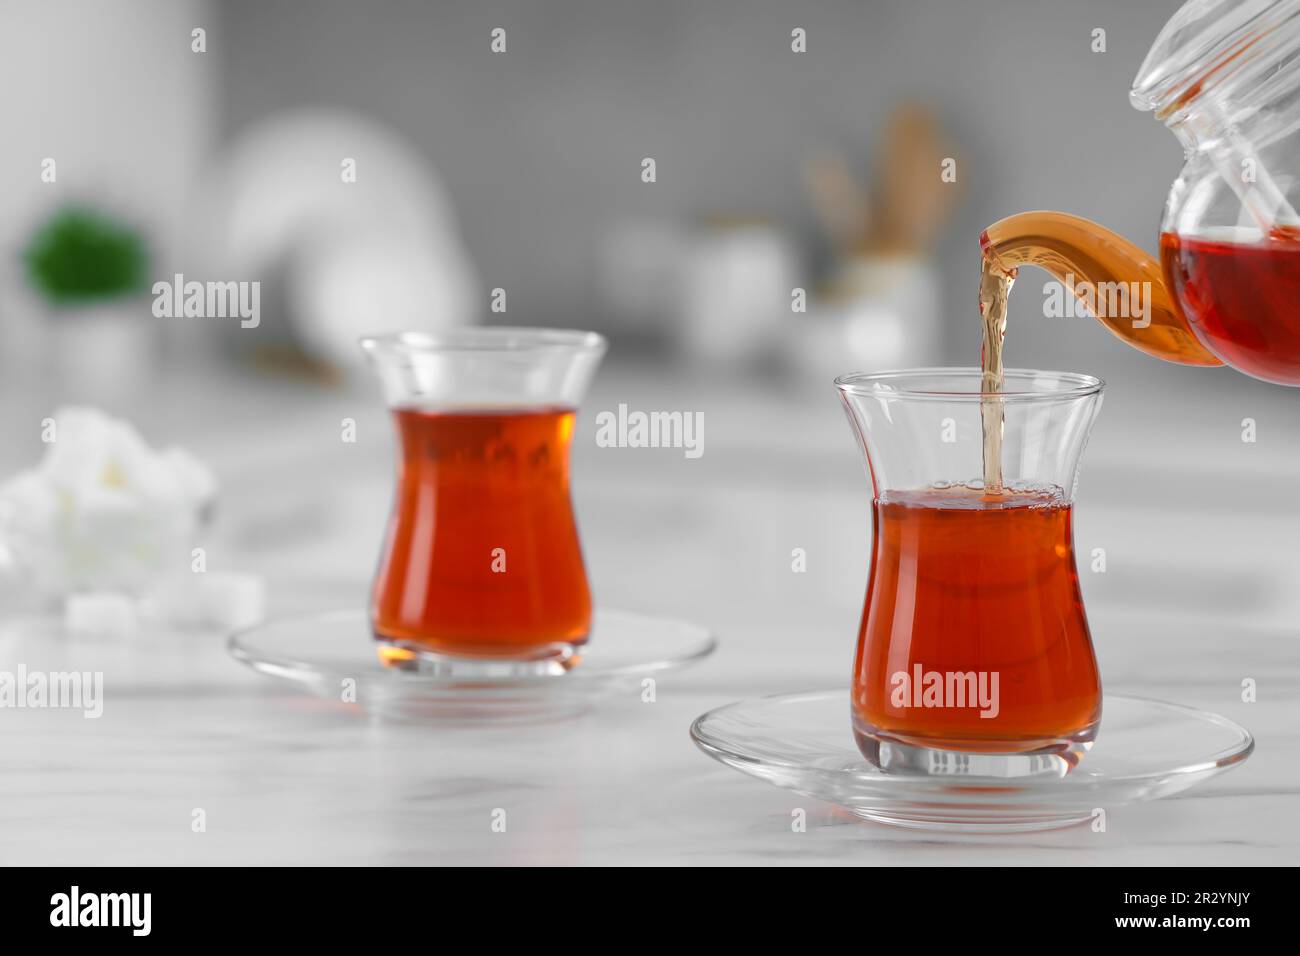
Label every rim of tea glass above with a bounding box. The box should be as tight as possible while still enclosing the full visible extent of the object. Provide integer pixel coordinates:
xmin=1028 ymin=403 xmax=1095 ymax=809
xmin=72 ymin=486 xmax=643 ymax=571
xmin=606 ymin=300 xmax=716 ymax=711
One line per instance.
xmin=360 ymin=327 xmax=607 ymax=359
xmin=834 ymin=367 xmax=1105 ymax=402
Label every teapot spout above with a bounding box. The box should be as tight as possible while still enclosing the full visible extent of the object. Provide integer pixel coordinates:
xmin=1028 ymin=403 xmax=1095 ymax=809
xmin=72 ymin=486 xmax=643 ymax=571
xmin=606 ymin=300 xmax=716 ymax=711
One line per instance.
xmin=981 ymin=211 xmax=1221 ymax=366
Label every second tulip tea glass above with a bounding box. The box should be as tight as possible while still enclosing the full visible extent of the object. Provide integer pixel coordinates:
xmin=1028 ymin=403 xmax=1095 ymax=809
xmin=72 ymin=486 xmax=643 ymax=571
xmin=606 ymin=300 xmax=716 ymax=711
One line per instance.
xmin=837 ymin=369 xmax=1105 ymax=777
xmin=361 ymin=328 xmax=606 ymax=676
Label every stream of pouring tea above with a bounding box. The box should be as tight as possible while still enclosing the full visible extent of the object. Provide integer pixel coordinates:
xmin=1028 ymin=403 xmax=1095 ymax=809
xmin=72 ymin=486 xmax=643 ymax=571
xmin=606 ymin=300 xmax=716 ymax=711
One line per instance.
xmin=979 ymin=257 xmax=1016 ymax=493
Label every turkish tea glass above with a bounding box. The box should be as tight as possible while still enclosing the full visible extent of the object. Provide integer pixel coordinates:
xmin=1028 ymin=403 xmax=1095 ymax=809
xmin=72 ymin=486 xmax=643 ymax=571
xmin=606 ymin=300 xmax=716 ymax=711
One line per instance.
xmin=361 ymin=328 xmax=606 ymax=676
xmin=837 ymin=368 xmax=1105 ymax=778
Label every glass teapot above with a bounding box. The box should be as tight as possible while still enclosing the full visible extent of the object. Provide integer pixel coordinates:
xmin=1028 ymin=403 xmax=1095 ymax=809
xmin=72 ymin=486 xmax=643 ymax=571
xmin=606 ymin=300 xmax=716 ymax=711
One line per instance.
xmin=983 ymin=0 xmax=1300 ymax=385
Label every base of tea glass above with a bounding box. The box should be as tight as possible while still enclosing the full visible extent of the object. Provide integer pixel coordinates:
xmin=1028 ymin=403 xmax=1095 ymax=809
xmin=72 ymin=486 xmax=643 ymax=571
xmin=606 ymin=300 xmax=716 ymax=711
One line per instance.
xmin=852 ymin=720 xmax=1099 ymax=780
xmin=230 ymin=607 xmax=715 ymax=722
xmin=691 ymin=690 xmax=1253 ymax=832
xmin=373 ymin=633 xmax=587 ymax=679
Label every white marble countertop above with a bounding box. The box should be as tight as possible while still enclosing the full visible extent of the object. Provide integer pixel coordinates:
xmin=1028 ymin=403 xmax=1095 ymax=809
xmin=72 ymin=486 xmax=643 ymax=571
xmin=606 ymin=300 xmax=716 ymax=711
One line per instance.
xmin=0 ymin=360 xmax=1296 ymax=865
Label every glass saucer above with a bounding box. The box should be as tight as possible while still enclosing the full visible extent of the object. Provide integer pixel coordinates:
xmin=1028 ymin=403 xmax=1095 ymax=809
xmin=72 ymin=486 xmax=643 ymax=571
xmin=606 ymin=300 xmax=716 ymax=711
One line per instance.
xmin=229 ymin=608 xmax=715 ymax=721
xmin=690 ymin=690 xmax=1253 ymax=832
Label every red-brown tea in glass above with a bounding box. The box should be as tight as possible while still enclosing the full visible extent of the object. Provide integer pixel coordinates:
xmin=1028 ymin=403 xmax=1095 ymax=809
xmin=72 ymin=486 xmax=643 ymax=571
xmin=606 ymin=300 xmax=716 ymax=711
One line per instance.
xmin=851 ymin=486 xmax=1101 ymax=759
xmin=371 ymin=406 xmax=591 ymax=661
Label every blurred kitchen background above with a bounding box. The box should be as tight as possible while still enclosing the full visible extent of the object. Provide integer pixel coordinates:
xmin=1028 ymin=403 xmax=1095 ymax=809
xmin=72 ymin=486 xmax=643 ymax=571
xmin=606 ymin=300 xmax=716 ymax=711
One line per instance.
xmin=3 ymin=0 xmax=1252 ymax=383
xmin=1 ymin=0 xmax=1296 ymax=673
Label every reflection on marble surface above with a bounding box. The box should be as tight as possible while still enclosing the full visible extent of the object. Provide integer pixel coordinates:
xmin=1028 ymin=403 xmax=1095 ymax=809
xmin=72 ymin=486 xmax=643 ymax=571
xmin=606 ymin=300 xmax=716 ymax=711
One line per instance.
xmin=0 ymin=362 xmax=1296 ymax=864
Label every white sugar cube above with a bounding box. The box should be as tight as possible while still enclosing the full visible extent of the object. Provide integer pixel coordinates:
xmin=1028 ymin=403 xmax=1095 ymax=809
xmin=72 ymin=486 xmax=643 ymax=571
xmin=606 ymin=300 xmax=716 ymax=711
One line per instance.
xmin=143 ymin=572 xmax=266 ymax=631
xmin=197 ymin=573 xmax=266 ymax=631
xmin=64 ymin=591 xmax=140 ymax=640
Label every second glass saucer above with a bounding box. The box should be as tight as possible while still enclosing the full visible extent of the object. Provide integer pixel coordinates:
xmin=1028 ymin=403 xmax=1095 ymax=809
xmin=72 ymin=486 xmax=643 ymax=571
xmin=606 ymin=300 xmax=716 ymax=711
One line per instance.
xmin=691 ymin=690 xmax=1253 ymax=832
xmin=230 ymin=608 xmax=715 ymax=721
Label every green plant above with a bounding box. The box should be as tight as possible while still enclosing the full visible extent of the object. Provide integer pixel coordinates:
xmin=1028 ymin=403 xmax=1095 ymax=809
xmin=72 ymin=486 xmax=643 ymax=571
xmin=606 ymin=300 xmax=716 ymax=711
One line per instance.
xmin=24 ymin=206 xmax=150 ymax=306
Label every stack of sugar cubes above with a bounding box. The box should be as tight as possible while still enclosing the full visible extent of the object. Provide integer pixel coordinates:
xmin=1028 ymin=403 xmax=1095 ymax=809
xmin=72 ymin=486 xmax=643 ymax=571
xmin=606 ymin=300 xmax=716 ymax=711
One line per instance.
xmin=0 ymin=408 xmax=263 ymax=638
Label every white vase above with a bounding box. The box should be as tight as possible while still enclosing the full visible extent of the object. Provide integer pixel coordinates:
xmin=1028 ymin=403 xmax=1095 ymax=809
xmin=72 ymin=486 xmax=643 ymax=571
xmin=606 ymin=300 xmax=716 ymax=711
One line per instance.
xmin=47 ymin=300 xmax=158 ymax=405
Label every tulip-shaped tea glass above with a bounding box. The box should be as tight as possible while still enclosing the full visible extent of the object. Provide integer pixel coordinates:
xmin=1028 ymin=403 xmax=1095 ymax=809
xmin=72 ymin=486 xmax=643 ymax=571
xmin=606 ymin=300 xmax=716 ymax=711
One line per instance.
xmin=837 ymin=369 xmax=1104 ymax=777
xmin=361 ymin=328 xmax=606 ymax=676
